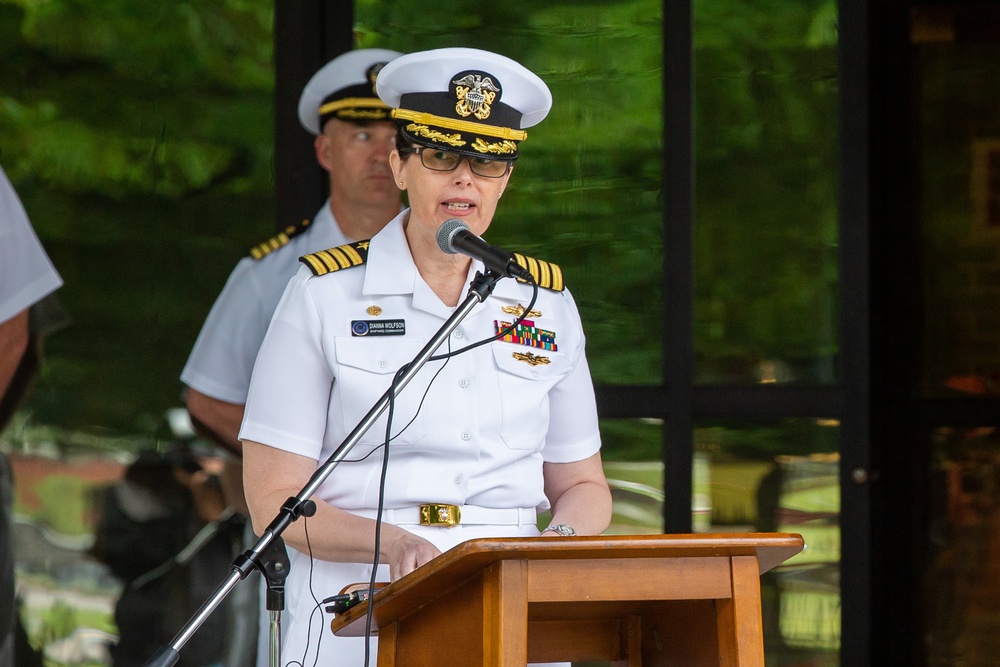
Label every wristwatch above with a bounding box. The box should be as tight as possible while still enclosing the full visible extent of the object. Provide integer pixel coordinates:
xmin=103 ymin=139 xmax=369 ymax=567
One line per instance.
xmin=542 ymin=523 xmax=576 ymax=536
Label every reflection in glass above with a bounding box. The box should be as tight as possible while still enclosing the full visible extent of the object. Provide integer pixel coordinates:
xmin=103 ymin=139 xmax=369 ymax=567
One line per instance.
xmin=913 ymin=16 xmax=1000 ymax=398
xmin=697 ymin=420 xmax=840 ymax=666
xmin=599 ymin=419 xmax=664 ymax=535
xmin=7 ymin=416 xmax=236 ymax=665
xmin=925 ymin=426 xmax=1000 ymax=666
xmin=357 ymin=1 xmax=665 ymax=386
xmin=6 ymin=4 xmax=275 ymax=433
xmin=4 ymin=3 xmax=275 ymax=663
xmin=693 ymin=1 xmax=839 ymax=385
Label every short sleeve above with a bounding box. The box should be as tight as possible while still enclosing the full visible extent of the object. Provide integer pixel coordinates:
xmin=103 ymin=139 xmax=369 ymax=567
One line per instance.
xmin=540 ymin=289 xmax=602 ymax=463
xmin=239 ymin=268 xmax=334 ymax=459
xmin=181 ymin=259 xmax=274 ymax=404
xmin=0 ymin=167 xmax=62 ymax=324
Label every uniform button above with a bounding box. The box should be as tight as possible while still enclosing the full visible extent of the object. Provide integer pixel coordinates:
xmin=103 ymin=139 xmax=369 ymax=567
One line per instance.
xmin=461 ymin=431 xmax=471 ymax=441
xmin=458 ymin=379 xmax=469 ymax=388
xmin=377 ymin=360 xmax=388 ymax=369
xmin=453 ymin=330 xmax=464 ymax=339
xmin=453 ymin=473 xmax=464 ymax=484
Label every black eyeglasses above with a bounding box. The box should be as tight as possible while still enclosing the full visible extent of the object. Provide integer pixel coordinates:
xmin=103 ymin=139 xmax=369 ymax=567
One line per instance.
xmin=399 ymin=146 xmax=513 ymax=178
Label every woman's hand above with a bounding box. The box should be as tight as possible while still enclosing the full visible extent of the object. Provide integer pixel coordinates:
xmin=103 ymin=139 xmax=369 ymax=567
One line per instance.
xmin=382 ymin=527 xmax=442 ymax=581
xmin=244 ymin=440 xmax=445 ymax=572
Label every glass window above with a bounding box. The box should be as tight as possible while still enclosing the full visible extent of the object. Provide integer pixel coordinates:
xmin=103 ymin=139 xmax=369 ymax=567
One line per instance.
xmin=600 ymin=419 xmax=664 ymax=534
xmin=923 ymin=425 xmax=1000 ymax=665
xmin=912 ymin=10 xmax=1000 ymax=398
xmin=697 ymin=420 xmax=840 ymax=666
xmin=356 ymin=0 xmax=665 ymax=386
xmin=693 ymin=0 xmax=840 ymax=386
xmin=910 ymin=12 xmax=1000 ymax=665
xmin=2 ymin=3 xmax=274 ymax=661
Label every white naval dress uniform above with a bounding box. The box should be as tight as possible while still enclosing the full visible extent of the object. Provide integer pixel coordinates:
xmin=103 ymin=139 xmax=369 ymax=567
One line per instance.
xmin=239 ymin=210 xmax=601 ymax=666
xmin=0 ymin=165 xmax=62 ymax=667
xmin=182 ymin=203 xmax=351 ymax=667
xmin=182 ymin=203 xmax=350 ymax=404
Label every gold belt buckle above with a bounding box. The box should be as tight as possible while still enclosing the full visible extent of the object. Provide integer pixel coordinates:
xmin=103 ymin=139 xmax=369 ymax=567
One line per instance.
xmin=419 ymin=504 xmax=461 ymax=527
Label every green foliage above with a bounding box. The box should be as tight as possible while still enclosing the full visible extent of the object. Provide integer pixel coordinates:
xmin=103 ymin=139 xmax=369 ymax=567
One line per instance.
xmin=358 ymin=0 xmax=840 ymax=388
xmin=4 ymin=0 xmax=840 ymax=438
xmin=697 ymin=420 xmax=839 ymax=460
xmin=692 ymin=0 xmax=840 ymax=382
xmin=38 ymin=600 xmax=77 ymax=645
xmin=2 ymin=0 xmax=276 ymax=433
xmin=22 ymin=474 xmax=92 ymax=536
xmin=0 ymin=1 xmax=273 ymax=197
xmin=600 ymin=419 xmax=663 ymax=461
xmin=358 ymin=0 xmax=665 ymax=386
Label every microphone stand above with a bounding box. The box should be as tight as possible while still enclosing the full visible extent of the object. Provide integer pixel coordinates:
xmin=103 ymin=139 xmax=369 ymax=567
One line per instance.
xmin=142 ymin=270 xmax=503 ymax=667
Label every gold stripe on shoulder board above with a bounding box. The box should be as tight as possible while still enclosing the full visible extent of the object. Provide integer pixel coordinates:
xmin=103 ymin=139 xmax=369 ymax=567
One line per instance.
xmin=512 ymin=253 xmax=564 ymax=292
xmin=249 ymin=218 xmax=314 ymax=260
xmin=299 ymin=240 xmax=371 ymax=276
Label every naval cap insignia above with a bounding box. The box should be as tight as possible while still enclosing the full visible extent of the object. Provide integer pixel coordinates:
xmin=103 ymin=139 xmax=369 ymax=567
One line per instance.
xmin=451 ymin=70 xmax=501 ymax=120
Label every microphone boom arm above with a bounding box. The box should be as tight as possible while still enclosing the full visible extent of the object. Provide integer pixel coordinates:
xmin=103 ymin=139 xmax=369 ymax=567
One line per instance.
xmin=142 ymin=269 xmax=505 ymax=666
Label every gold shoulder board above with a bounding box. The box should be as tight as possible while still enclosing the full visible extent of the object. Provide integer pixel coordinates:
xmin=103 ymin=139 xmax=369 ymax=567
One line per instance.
xmin=513 ymin=253 xmax=565 ymax=292
xmin=249 ymin=218 xmax=314 ymax=260
xmin=299 ymin=240 xmax=371 ymax=276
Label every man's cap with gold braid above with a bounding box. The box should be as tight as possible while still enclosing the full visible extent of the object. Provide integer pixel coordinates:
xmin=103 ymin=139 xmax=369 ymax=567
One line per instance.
xmin=376 ymin=47 xmax=551 ymax=160
xmin=249 ymin=218 xmax=314 ymax=261
xmin=298 ymin=48 xmax=404 ymax=135
xmin=299 ymin=241 xmax=370 ymax=276
xmin=513 ymin=253 xmax=565 ymax=292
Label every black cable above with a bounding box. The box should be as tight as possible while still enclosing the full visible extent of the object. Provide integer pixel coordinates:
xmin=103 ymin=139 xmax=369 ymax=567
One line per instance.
xmin=281 ymin=515 xmax=321 ymax=667
xmin=342 ymin=349 xmax=453 ymax=464
xmin=362 ymin=389 xmax=392 ymax=667
xmin=296 ymin=346 xmax=455 ymax=666
xmin=429 ymin=278 xmax=539 ymax=361
xmin=362 ymin=338 xmax=453 ymax=666
xmin=300 ymin=273 xmax=540 ymax=665
xmin=304 ymin=517 xmax=325 ymax=667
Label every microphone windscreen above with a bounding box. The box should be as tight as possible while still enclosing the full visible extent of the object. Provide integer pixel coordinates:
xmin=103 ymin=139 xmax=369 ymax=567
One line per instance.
xmin=435 ymin=218 xmax=469 ymax=254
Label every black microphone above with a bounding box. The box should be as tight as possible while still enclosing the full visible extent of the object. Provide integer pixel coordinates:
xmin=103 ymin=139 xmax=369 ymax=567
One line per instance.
xmin=435 ymin=219 xmax=533 ymax=281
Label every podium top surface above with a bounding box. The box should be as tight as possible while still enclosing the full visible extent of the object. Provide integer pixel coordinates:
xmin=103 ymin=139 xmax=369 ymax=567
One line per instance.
xmin=330 ymin=532 xmax=803 ymax=636
xmin=423 ymin=532 xmax=805 ymax=575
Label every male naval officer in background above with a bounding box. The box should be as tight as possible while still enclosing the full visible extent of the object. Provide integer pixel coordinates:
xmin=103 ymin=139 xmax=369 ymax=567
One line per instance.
xmin=179 ymin=48 xmax=403 ymax=666
xmin=183 ymin=47 xmax=404 ymax=461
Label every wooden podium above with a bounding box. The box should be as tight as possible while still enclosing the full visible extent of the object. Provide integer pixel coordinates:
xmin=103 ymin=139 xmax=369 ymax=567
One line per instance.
xmin=330 ymin=533 xmax=803 ymax=666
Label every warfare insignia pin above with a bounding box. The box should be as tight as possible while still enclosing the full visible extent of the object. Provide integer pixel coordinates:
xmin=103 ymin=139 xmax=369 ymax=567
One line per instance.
xmin=366 ymin=305 xmax=382 ymax=316
xmin=501 ymin=304 xmax=542 ymax=318
xmin=513 ymin=352 xmax=550 ymax=367
xmin=452 ymin=71 xmax=501 ymax=120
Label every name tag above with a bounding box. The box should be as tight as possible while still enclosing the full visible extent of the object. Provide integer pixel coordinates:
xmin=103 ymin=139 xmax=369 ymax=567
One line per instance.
xmin=351 ymin=319 xmax=406 ymax=336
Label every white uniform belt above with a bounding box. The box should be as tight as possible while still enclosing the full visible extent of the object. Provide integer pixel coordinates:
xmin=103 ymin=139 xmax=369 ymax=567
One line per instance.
xmin=348 ymin=505 xmax=536 ymax=527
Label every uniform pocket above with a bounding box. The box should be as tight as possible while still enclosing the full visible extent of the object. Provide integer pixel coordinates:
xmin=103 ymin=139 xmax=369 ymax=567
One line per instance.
xmin=491 ymin=345 xmax=573 ymax=450
xmin=335 ymin=337 xmax=429 ymax=447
